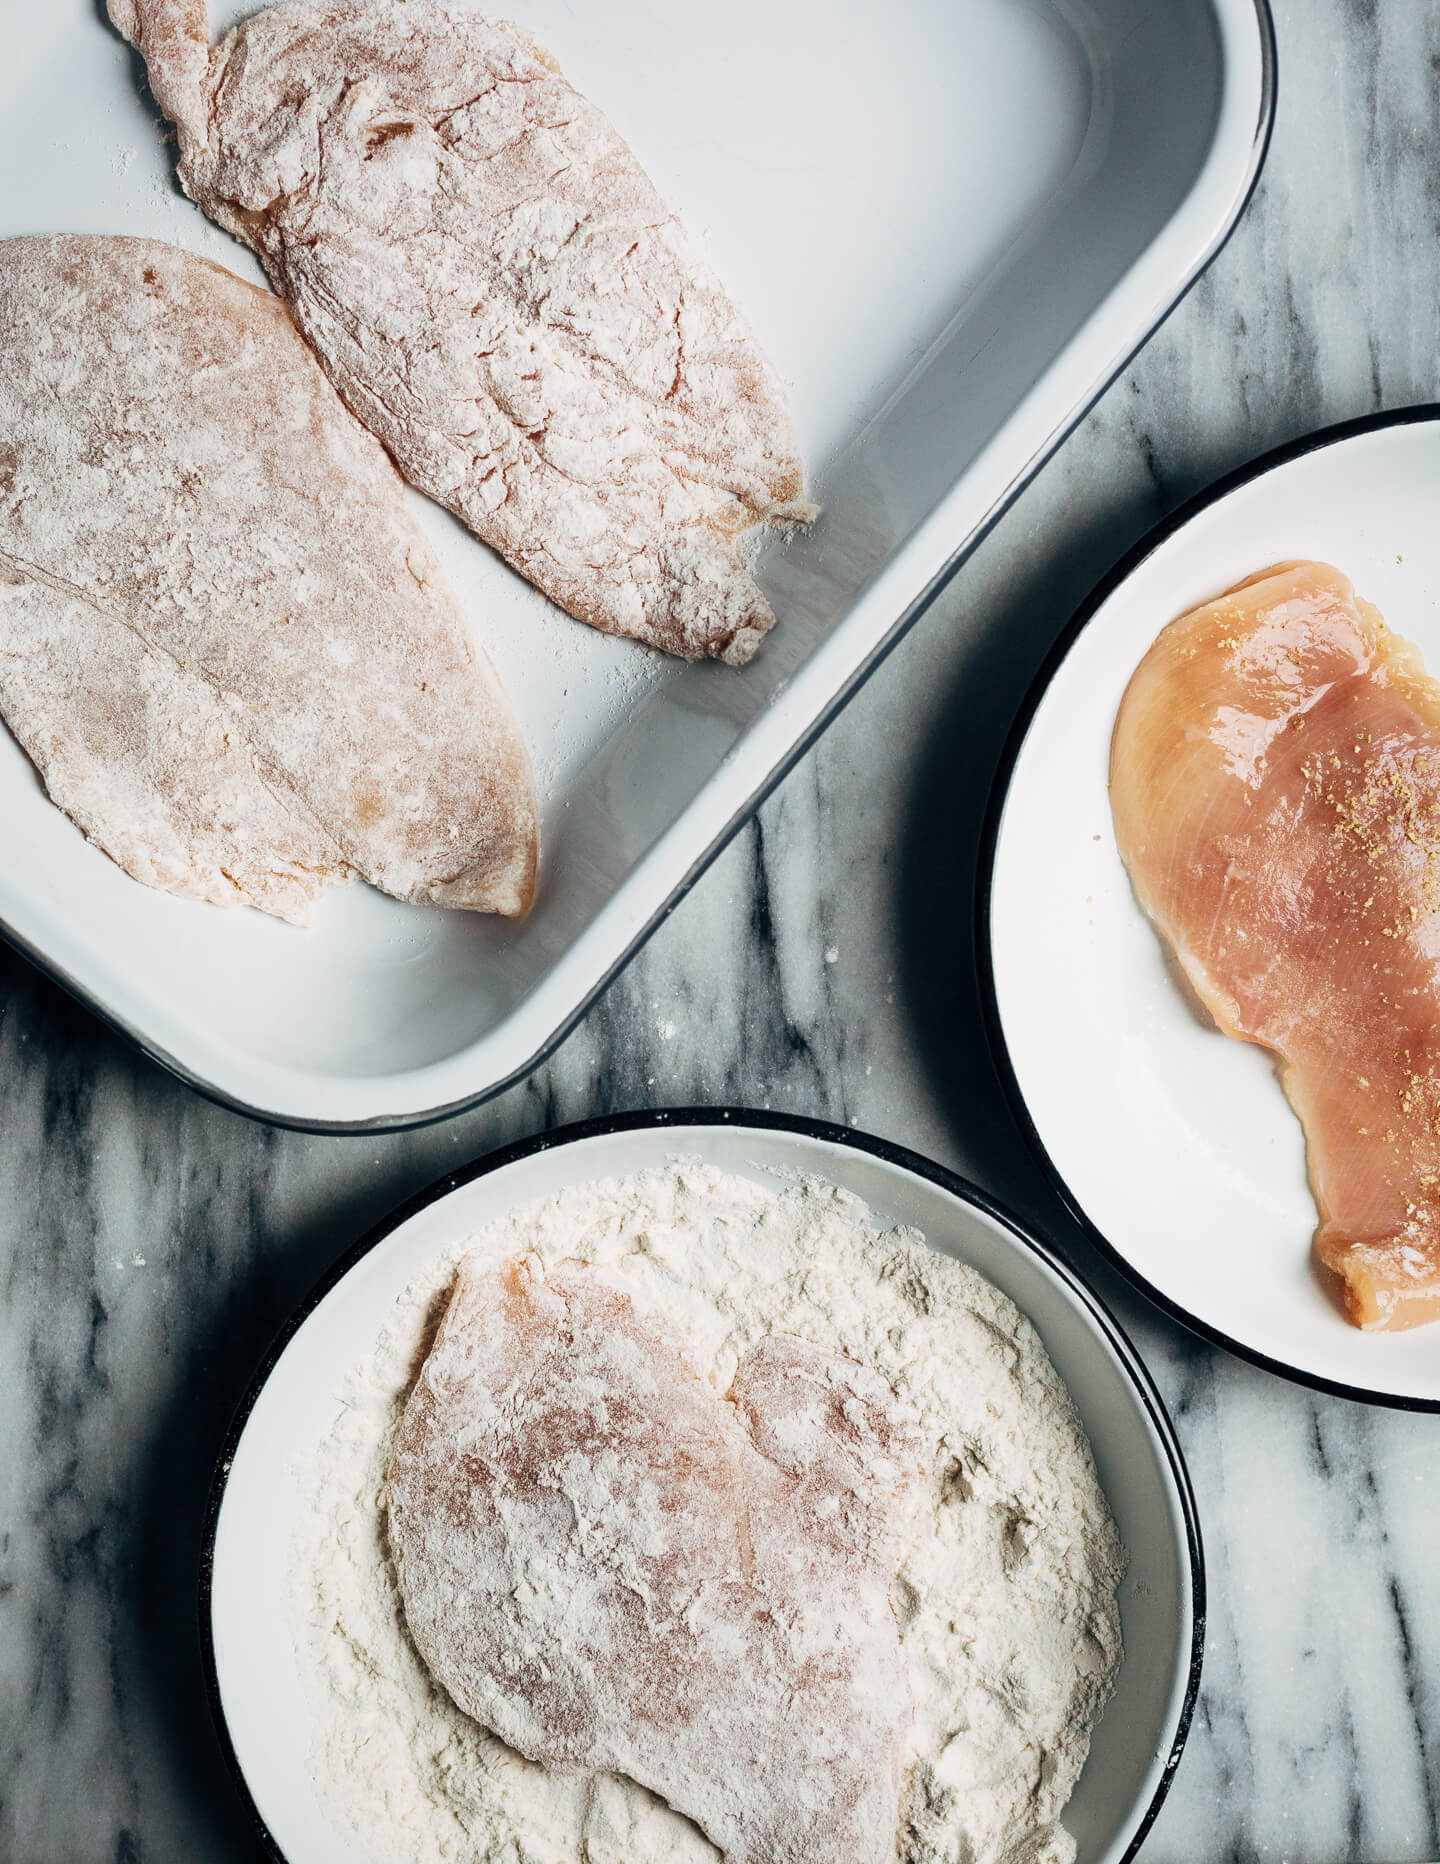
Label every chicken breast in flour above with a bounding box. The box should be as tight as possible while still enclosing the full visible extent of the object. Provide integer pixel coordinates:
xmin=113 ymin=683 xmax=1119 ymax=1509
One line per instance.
xmin=0 ymin=236 xmax=536 ymax=922
xmin=110 ymin=0 xmax=815 ymax=664
xmin=389 ymin=1253 xmax=924 ymax=1864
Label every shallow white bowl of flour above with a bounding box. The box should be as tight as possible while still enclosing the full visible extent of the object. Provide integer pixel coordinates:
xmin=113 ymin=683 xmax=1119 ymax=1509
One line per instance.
xmin=203 ymin=1111 xmax=1202 ymax=1864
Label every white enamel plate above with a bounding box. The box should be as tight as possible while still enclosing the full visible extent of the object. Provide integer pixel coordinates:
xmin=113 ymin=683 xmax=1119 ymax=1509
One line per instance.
xmin=983 ymin=408 xmax=1440 ymax=1407
xmin=204 ymin=1113 xmax=1201 ymax=1864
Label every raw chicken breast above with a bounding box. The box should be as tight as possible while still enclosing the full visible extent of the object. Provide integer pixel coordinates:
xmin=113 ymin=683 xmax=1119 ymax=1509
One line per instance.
xmin=388 ymin=1254 xmax=922 ymax=1863
xmin=1112 ymin=560 xmax=1440 ymax=1330
xmin=109 ymin=0 xmax=814 ymax=664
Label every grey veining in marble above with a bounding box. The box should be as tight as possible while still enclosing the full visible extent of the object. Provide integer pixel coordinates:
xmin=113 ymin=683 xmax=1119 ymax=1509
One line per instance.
xmin=5 ymin=1 xmax=1440 ymax=1859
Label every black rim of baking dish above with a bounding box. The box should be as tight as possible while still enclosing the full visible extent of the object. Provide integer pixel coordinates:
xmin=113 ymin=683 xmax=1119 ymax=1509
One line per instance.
xmin=0 ymin=0 xmax=1278 ymax=1138
xmin=197 ymin=1107 xmax=1206 ymax=1864
xmin=975 ymin=401 xmax=1440 ymax=1413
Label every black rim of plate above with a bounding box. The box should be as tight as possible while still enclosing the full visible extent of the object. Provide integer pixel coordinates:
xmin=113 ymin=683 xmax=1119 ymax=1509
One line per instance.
xmin=198 ymin=1107 xmax=1205 ymax=1864
xmin=976 ymin=402 xmax=1440 ymax=1413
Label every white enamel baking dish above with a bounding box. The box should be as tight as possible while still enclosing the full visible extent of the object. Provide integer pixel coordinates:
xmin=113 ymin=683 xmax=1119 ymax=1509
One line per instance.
xmin=0 ymin=0 xmax=1275 ymax=1128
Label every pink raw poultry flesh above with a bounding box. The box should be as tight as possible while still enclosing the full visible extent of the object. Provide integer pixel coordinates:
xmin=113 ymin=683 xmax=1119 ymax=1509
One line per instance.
xmin=1112 ymin=560 xmax=1440 ymax=1330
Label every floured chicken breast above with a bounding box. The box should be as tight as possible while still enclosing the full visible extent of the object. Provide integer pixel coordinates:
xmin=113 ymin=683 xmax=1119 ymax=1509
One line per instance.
xmin=0 ymin=235 xmax=536 ymax=922
xmin=388 ymin=1254 xmax=924 ymax=1864
xmin=111 ymin=0 xmax=814 ymax=664
xmin=1112 ymin=560 xmax=1440 ymax=1330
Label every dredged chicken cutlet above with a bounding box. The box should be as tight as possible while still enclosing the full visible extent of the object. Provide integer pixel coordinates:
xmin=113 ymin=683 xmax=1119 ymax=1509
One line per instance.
xmin=0 ymin=234 xmax=536 ymax=921
xmin=110 ymin=0 xmax=816 ymax=664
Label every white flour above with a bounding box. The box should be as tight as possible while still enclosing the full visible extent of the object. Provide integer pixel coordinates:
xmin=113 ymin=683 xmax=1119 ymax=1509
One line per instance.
xmin=291 ymin=1163 xmax=1124 ymax=1864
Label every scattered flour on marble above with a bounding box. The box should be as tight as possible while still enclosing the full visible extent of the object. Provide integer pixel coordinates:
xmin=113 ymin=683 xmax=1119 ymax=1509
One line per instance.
xmin=290 ymin=1162 xmax=1124 ymax=1864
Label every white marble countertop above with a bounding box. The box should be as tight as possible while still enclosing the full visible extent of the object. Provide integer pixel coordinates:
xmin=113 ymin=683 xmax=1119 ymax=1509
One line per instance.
xmin=4 ymin=1 xmax=1440 ymax=1858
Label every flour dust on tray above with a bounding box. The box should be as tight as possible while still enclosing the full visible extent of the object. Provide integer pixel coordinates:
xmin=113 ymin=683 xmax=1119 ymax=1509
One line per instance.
xmin=292 ymin=1164 xmax=1124 ymax=1864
